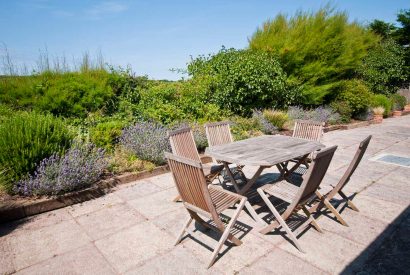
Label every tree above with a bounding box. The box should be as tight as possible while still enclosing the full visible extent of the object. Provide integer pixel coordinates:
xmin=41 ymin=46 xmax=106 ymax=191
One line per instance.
xmin=249 ymin=7 xmax=379 ymax=104
xmin=188 ymin=48 xmax=301 ymax=115
xmin=369 ymin=20 xmax=396 ymax=39
xmin=358 ymin=39 xmax=406 ymax=94
xmin=394 ymin=9 xmax=410 ymax=46
xmin=395 ymin=9 xmax=410 ymax=82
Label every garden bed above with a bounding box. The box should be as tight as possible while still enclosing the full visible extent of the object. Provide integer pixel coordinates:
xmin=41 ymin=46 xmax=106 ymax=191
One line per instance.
xmin=0 ymin=165 xmax=169 ymax=223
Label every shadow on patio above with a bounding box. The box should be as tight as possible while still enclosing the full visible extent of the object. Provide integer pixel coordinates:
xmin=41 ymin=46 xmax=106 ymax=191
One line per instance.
xmin=341 ymin=205 xmax=410 ymax=274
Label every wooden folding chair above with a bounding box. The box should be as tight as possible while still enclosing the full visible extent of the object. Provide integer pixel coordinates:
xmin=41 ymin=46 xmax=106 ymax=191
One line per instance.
xmin=293 ymin=120 xmax=325 ymax=142
xmin=310 ymin=135 xmax=372 ymax=226
xmin=168 ymin=127 xmax=224 ymax=201
xmin=204 ymin=121 xmax=244 ymax=178
xmin=166 ymin=152 xmax=247 ymax=268
xmin=257 ymin=145 xmax=338 ymax=252
xmin=205 ymin=121 xmax=234 ymax=147
xmin=286 ymin=120 xmax=325 ymax=174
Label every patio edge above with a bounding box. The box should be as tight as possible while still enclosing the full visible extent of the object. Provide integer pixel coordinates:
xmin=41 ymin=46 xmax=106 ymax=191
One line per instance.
xmin=0 ymin=165 xmax=170 ymax=224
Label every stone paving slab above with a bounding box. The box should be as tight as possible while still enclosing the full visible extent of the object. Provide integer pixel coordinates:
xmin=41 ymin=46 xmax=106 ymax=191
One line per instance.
xmin=94 ymin=221 xmax=174 ymax=273
xmin=15 ymin=244 xmax=116 ymax=275
xmin=239 ymin=247 xmax=328 ymax=275
xmin=1 ymin=115 xmax=409 ymax=274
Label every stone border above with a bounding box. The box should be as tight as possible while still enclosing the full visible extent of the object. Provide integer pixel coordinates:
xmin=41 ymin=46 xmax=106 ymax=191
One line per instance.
xmin=0 ymin=165 xmax=169 ymax=223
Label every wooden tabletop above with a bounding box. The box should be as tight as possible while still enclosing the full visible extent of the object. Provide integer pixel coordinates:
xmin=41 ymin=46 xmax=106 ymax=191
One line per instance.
xmin=205 ymin=135 xmax=325 ymax=166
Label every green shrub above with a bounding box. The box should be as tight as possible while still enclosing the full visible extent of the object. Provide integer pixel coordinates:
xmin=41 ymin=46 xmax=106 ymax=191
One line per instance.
xmin=229 ymin=116 xmax=264 ymax=141
xmin=358 ymin=39 xmax=407 ymax=95
xmin=37 ymin=71 xmax=114 ymax=118
xmin=371 ymin=94 xmax=392 ymax=117
xmin=107 ymin=146 xmax=155 ymax=175
xmin=249 ymin=7 xmax=379 ymax=104
xmin=0 ymin=104 xmax=14 ymax=123
xmin=0 ymin=71 xmax=116 ymax=118
xmin=188 ymin=48 xmax=301 ymax=116
xmin=0 ymin=75 xmax=40 ymax=109
xmin=262 ymin=110 xmax=288 ymax=130
xmin=336 ymin=80 xmax=372 ymax=117
xmin=136 ymin=82 xmax=187 ymax=124
xmin=389 ymin=93 xmax=407 ymax=111
xmin=135 ymin=79 xmax=228 ymax=124
xmin=0 ymin=112 xmax=73 ymax=193
xmin=330 ymin=101 xmax=352 ymax=123
xmin=105 ymin=66 xmax=149 ymax=115
xmin=89 ymin=120 xmax=127 ymax=151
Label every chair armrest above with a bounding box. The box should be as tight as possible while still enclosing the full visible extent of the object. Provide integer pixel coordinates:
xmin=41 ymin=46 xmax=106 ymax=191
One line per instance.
xmin=200 ymin=155 xmax=213 ymax=164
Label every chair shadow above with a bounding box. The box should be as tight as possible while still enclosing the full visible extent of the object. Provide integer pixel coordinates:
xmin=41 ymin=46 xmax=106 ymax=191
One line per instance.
xmin=180 ymin=214 xmax=253 ymax=264
xmin=259 ymin=201 xmax=317 ymax=251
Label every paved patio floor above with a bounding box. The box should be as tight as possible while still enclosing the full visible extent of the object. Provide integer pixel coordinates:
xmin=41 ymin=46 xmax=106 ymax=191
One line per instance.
xmin=1 ymin=116 xmax=410 ymax=275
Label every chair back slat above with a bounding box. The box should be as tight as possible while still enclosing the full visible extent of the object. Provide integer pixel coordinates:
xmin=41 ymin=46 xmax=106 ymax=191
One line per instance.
xmin=205 ymin=121 xmax=233 ymax=147
xmin=331 ymin=135 xmax=372 ymax=195
xmin=168 ymin=127 xmax=201 ymax=162
xmin=165 ymin=152 xmax=214 ymax=213
xmin=294 ymin=146 xmax=337 ymax=204
xmin=293 ymin=120 xmax=324 ymax=142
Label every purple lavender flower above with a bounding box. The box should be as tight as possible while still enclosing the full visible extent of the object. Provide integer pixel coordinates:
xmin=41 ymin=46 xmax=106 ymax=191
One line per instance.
xmin=287 ymin=105 xmax=342 ymax=124
xmin=252 ymin=110 xmax=278 ymax=134
xmin=120 ymin=121 xmax=171 ymax=164
xmin=15 ymin=142 xmax=107 ymax=196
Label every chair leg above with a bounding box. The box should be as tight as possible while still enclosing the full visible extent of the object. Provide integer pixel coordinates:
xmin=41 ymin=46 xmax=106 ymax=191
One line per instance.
xmin=339 ymin=191 xmax=360 ymax=212
xmin=315 ymin=191 xmax=349 ymax=226
xmin=172 ymin=195 xmax=182 ymax=202
xmin=207 ymin=198 xmax=246 ymax=268
xmin=257 ymin=189 xmax=305 ymax=253
xmin=244 ymin=200 xmax=265 ymax=226
xmin=174 ymin=217 xmax=193 ymax=245
xmin=301 ymin=206 xmax=323 ymax=233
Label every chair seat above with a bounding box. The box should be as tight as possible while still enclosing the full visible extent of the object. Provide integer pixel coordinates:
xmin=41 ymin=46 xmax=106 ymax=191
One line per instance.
xmin=203 ymin=163 xmax=224 ymax=176
xmin=209 ymin=185 xmax=242 ymax=213
xmin=260 ymin=180 xmax=299 ymax=203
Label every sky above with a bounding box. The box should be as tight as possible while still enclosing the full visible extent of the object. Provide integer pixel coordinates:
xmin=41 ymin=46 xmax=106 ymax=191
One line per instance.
xmin=0 ymin=0 xmax=408 ymax=80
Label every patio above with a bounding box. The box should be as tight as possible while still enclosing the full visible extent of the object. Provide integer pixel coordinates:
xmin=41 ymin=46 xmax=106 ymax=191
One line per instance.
xmin=1 ymin=115 xmax=409 ymax=274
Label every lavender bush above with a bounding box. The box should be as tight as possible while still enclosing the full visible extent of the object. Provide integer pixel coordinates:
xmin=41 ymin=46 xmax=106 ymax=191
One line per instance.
xmin=120 ymin=121 xmax=170 ymax=165
xmin=15 ymin=142 xmax=107 ymax=196
xmin=252 ymin=110 xmax=278 ymax=134
xmin=287 ymin=106 xmax=341 ymax=124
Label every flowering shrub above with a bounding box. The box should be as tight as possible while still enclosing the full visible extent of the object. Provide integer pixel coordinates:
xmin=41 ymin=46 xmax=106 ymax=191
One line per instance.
xmin=15 ymin=142 xmax=107 ymax=196
xmin=287 ymin=106 xmax=341 ymax=124
xmin=120 ymin=121 xmax=170 ymax=165
xmin=252 ymin=110 xmax=278 ymax=134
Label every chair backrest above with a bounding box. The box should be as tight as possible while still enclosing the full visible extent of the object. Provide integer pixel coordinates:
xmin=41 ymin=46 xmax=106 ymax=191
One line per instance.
xmin=330 ymin=135 xmax=372 ymax=196
xmin=205 ymin=121 xmax=234 ymax=147
xmin=294 ymin=145 xmax=338 ymax=205
xmin=293 ymin=120 xmax=325 ymax=142
xmin=165 ymin=152 xmax=216 ymax=217
xmin=168 ymin=127 xmax=201 ymax=162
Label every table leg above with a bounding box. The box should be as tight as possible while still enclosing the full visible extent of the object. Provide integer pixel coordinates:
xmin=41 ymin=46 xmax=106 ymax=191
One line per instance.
xmin=239 ymin=166 xmax=265 ymax=195
xmin=277 ymin=154 xmax=309 ymax=182
xmin=222 ymin=162 xmax=266 ymax=225
xmin=222 ymin=162 xmax=241 ymax=193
